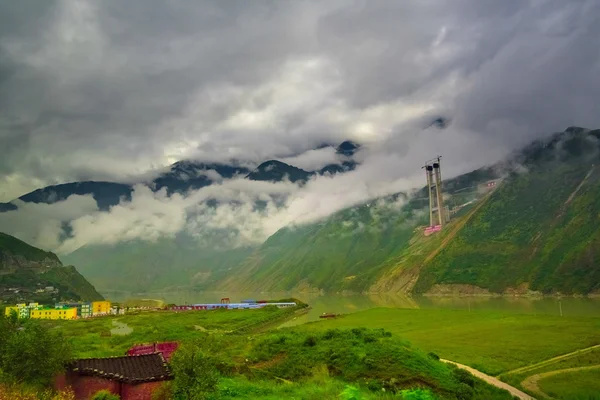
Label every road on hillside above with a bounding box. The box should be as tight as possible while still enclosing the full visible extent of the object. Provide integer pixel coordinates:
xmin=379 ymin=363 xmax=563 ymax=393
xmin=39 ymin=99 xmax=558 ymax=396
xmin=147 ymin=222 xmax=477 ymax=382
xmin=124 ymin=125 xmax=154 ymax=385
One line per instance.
xmin=440 ymin=359 xmax=535 ymax=400
xmin=503 ymin=344 xmax=600 ymax=376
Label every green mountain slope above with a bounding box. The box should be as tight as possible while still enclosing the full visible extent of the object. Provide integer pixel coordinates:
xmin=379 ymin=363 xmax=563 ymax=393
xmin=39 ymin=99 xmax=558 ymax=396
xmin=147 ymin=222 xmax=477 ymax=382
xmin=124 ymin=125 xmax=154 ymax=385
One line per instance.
xmin=219 ymin=194 xmax=425 ymax=292
xmin=218 ymin=173 xmax=494 ymax=294
xmin=63 ymin=236 xmax=254 ymax=293
xmin=0 ymin=232 xmax=60 ymax=263
xmin=414 ymin=149 xmax=600 ymax=295
xmin=219 ymin=127 xmax=600 ymax=295
xmin=0 ymin=232 xmax=103 ymax=303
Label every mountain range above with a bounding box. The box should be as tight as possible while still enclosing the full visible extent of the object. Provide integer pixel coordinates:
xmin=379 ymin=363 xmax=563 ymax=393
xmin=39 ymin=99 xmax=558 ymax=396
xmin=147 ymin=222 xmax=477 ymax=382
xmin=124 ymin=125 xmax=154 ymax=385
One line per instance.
xmin=2 ymin=129 xmax=600 ymax=296
xmin=0 ymin=140 xmax=360 ymax=212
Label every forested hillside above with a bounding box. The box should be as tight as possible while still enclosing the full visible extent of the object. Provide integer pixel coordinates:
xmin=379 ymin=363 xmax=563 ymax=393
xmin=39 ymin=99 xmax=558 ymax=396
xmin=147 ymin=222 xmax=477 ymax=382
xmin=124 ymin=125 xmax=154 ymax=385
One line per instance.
xmin=414 ymin=131 xmax=600 ymax=295
xmin=0 ymin=232 xmax=104 ymax=303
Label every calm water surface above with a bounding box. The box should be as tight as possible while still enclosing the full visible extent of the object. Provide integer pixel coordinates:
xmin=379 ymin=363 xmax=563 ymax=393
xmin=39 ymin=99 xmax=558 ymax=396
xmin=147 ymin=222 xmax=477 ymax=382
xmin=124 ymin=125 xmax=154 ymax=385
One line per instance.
xmin=104 ymin=290 xmax=600 ymax=327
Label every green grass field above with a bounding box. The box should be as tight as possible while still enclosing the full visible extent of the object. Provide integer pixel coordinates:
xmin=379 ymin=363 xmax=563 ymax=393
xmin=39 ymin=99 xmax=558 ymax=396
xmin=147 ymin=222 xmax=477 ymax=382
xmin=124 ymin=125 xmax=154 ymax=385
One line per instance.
xmin=295 ymin=307 xmax=600 ymax=376
xmin=45 ymin=306 xmax=297 ymax=358
xmin=537 ymin=368 xmax=600 ymax=400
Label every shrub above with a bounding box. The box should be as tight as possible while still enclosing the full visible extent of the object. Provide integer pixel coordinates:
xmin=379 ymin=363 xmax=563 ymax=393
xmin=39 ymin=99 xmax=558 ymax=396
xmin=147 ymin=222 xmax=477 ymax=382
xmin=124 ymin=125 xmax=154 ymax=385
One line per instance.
xmin=452 ymin=368 xmax=475 ymax=388
xmin=399 ymin=388 xmax=439 ymax=400
xmin=339 ymin=384 xmax=363 ymax=400
xmin=91 ymin=390 xmax=120 ymax=400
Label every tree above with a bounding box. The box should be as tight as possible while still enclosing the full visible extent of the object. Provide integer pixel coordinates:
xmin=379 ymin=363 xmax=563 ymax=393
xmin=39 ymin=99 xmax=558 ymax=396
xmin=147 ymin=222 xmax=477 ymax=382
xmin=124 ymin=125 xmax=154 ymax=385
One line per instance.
xmin=169 ymin=342 xmax=220 ymax=399
xmin=0 ymin=314 xmax=72 ymax=388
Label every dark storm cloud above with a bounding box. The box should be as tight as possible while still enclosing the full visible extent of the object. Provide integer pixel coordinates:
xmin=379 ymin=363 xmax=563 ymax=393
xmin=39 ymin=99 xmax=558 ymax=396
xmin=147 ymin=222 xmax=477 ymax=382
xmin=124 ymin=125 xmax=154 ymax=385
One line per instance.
xmin=0 ymin=0 xmax=599 ymax=200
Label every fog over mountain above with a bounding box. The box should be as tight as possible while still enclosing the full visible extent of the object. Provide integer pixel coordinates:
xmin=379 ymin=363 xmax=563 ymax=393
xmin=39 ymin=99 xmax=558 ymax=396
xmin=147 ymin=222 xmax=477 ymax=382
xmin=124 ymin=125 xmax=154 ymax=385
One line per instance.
xmin=1 ymin=0 xmax=599 ymax=254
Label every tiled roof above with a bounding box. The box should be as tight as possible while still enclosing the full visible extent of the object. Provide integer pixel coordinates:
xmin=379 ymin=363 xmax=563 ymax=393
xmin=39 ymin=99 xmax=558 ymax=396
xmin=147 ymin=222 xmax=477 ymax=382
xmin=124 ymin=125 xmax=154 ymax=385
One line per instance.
xmin=68 ymin=353 xmax=173 ymax=383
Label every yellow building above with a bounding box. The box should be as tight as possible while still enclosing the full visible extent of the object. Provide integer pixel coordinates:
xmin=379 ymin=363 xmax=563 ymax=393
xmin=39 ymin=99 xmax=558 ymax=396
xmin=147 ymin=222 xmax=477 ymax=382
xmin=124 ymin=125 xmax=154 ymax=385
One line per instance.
xmin=92 ymin=301 xmax=111 ymax=316
xmin=5 ymin=303 xmax=40 ymax=318
xmin=30 ymin=307 xmax=77 ymax=320
xmin=5 ymin=306 xmax=18 ymax=316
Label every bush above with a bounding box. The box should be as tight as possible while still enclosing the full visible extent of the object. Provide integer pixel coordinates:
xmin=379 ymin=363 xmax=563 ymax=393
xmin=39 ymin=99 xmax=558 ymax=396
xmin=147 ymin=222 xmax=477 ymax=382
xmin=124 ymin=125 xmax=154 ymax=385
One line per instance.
xmin=169 ymin=342 xmax=220 ymax=399
xmin=91 ymin=390 xmax=120 ymax=400
xmin=452 ymin=368 xmax=475 ymax=388
xmin=339 ymin=384 xmax=364 ymax=400
xmin=399 ymin=388 xmax=439 ymax=400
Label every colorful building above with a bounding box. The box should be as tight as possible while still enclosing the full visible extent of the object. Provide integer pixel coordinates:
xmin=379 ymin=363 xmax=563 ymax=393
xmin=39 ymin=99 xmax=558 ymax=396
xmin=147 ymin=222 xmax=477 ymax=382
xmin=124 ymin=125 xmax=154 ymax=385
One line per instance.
xmin=92 ymin=301 xmax=111 ymax=316
xmin=4 ymin=303 xmax=40 ymax=318
xmin=30 ymin=307 xmax=77 ymax=320
xmin=56 ymin=302 xmax=93 ymax=318
xmin=169 ymin=301 xmax=297 ymax=311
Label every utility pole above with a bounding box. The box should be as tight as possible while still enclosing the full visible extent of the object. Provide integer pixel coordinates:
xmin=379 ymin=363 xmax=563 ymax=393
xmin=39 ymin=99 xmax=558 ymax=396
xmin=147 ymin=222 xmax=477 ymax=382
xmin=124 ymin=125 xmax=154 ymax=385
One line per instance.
xmin=559 ymin=300 xmax=563 ymax=317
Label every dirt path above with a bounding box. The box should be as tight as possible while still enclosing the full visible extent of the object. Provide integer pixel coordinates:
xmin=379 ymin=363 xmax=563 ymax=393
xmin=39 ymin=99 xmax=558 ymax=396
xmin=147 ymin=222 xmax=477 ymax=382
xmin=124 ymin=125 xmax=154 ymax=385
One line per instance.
xmin=440 ymin=359 xmax=535 ymax=400
xmin=520 ymin=364 xmax=600 ymax=400
xmin=503 ymin=344 xmax=600 ymax=376
xmin=110 ymin=319 xmax=133 ymax=335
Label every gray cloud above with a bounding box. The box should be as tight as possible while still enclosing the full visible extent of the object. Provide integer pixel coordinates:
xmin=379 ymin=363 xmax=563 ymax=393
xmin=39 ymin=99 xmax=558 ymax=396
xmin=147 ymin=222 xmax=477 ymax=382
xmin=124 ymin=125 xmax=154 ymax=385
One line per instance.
xmin=0 ymin=0 xmax=599 ymax=246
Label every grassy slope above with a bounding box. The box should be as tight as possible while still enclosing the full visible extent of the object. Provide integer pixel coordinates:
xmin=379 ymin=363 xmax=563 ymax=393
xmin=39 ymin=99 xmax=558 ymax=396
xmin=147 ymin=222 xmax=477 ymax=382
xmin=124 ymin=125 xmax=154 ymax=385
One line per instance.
xmin=296 ymin=308 xmax=600 ymax=376
xmin=243 ymin=328 xmax=512 ymax=400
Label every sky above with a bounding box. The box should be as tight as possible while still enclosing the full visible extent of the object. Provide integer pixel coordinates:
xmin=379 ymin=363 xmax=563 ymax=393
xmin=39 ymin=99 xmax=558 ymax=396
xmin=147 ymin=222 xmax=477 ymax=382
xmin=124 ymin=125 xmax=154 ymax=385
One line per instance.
xmin=1 ymin=0 xmax=599 ymax=252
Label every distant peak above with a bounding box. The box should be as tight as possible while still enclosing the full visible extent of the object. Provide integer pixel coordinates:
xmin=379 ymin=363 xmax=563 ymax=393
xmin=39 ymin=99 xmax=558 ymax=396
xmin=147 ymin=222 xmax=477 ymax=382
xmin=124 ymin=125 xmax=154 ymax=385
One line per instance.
xmin=564 ymin=126 xmax=587 ymax=134
xmin=256 ymin=160 xmax=290 ymax=170
xmin=336 ymin=140 xmax=361 ymax=156
xmin=429 ymin=117 xmax=451 ymax=129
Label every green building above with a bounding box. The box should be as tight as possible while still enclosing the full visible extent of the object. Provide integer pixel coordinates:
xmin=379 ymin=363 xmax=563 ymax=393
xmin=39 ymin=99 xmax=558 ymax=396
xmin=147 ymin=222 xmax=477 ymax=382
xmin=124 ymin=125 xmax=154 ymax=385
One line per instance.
xmin=55 ymin=302 xmax=92 ymax=318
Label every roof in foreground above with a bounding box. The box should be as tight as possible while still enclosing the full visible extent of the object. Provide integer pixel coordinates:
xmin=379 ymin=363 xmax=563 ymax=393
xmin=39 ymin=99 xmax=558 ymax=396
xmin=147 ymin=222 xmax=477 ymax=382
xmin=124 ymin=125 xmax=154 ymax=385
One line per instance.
xmin=68 ymin=353 xmax=173 ymax=383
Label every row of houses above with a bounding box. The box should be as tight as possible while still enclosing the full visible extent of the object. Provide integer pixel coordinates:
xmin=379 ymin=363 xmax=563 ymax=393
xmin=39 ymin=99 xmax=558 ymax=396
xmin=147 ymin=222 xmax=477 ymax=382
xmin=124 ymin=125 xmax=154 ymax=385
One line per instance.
xmin=168 ymin=301 xmax=297 ymax=311
xmin=4 ymin=300 xmax=115 ymax=320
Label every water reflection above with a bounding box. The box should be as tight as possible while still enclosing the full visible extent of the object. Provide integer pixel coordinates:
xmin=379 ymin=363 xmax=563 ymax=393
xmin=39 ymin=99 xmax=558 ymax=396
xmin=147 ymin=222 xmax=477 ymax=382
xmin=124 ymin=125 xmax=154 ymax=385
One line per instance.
xmin=103 ymin=290 xmax=600 ymax=328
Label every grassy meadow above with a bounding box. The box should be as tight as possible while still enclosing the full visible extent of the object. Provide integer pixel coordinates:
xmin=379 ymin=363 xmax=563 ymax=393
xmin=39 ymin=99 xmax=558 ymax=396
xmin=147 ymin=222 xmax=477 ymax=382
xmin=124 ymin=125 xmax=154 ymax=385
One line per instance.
xmin=44 ymin=305 xmax=298 ymax=358
xmin=295 ymin=307 xmax=600 ymax=376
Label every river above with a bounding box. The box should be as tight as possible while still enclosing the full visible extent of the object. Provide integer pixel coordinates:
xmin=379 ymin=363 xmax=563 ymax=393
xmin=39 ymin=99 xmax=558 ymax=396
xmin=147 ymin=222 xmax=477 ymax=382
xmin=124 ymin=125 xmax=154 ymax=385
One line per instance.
xmin=102 ymin=290 xmax=600 ymax=327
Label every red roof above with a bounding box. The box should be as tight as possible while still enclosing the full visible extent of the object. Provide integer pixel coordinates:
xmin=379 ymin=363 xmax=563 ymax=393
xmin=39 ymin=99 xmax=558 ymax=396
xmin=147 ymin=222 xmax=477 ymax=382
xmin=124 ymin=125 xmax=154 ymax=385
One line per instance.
xmin=68 ymin=353 xmax=172 ymax=383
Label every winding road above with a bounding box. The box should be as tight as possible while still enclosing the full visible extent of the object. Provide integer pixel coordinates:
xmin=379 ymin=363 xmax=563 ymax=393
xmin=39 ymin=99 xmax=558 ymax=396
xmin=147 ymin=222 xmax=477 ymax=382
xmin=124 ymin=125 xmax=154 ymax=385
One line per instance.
xmin=441 ymin=359 xmax=535 ymax=400
xmin=520 ymin=364 xmax=600 ymax=400
xmin=503 ymin=344 xmax=600 ymax=376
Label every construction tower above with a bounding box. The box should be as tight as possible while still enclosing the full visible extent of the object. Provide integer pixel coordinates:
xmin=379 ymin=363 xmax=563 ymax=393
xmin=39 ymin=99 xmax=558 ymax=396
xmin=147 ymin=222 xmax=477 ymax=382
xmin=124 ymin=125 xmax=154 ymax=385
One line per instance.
xmin=422 ymin=156 xmax=446 ymax=229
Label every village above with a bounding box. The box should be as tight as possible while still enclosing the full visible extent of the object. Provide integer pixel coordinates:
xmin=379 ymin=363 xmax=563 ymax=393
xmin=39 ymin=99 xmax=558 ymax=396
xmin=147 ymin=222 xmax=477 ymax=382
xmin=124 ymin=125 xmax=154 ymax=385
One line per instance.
xmin=2 ymin=297 xmax=302 ymax=399
xmin=3 ymin=297 xmax=297 ymax=320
